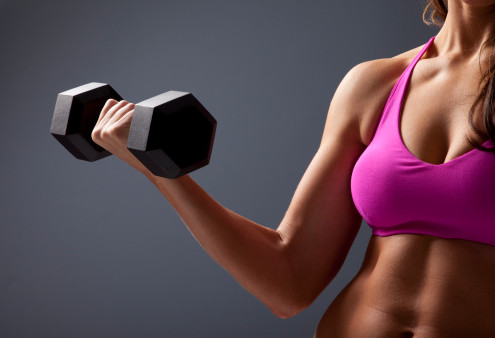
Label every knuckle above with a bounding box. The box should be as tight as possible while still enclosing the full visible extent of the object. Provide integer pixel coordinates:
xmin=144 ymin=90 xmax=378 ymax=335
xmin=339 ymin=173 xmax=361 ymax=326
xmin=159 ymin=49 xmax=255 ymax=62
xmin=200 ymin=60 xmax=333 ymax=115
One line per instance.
xmin=101 ymin=127 xmax=112 ymax=138
xmin=104 ymin=99 xmax=117 ymax=108
xmin=121 ymin=103 xmax=132 ymax=111
xmin=102 ymin=99 xmax=118 ymax=112
xmin=108 ymin=126 xmax=118 ymax=137
xmin=91 ymin=129 xmax=101 ymax=142
xmin=104 ymin=125 xmax=120 ymax=138
xmin=101 ymin=99 xmax=119 ymax=114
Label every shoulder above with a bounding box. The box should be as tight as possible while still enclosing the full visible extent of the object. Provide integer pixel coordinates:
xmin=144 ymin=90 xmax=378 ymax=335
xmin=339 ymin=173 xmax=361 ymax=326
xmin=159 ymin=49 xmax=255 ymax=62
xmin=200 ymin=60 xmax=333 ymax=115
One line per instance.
xmin=347 ymin=43 xmax=424 ymax=90
xmin=340 ymin=45 xmax=424 ymax=146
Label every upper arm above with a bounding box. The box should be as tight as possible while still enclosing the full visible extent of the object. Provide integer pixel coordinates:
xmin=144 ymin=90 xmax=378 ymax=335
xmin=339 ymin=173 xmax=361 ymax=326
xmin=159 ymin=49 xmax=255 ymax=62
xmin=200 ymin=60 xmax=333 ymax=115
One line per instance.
xmin=277 ymin=59 xmax=395 ymax=305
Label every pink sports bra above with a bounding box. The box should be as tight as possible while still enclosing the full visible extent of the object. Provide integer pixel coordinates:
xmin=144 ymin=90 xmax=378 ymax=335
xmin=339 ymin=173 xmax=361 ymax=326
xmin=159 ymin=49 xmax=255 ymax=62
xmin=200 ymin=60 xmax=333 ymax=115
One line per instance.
xmin=350 ymin=35 xmax=495 ymax=246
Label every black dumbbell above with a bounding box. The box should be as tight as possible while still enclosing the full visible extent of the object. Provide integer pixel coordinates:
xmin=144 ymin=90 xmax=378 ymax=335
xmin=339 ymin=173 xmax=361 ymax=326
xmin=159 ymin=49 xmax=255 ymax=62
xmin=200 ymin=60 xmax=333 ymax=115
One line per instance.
xmin=50 ymin=82 xmax=217 ymax=179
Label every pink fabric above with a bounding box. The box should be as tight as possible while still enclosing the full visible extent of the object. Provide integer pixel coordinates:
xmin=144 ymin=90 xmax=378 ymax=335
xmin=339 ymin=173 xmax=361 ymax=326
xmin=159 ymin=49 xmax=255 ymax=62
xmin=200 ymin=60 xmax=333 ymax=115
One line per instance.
xmin=350 ymin=35 xmax=495 ymax=246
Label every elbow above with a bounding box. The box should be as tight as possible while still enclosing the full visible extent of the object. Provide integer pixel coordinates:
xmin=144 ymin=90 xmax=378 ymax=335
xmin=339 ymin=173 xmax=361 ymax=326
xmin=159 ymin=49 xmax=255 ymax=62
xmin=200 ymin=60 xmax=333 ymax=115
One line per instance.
xmin=271 ymin=306 xmax=306 ymax=319
xmin=268 ymin=293 xmax=314 ymax=319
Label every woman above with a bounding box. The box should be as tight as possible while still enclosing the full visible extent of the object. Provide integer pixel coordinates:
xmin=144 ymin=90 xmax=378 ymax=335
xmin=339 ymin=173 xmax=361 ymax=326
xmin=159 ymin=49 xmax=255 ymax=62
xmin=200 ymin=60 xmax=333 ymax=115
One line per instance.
xmin=90 ymin=0 xmax=495 ymax=336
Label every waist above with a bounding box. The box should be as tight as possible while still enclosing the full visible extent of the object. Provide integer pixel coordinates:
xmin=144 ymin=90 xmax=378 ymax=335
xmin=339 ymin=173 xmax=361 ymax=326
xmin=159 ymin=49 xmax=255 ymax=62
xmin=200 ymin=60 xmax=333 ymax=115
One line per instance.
xmin=315 ymin=233 xmax=495 ymax=337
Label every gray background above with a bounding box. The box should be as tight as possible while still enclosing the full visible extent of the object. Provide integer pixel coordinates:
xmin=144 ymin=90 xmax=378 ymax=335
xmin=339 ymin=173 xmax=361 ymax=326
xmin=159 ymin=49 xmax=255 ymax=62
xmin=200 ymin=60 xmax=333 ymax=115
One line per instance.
xmin=0 ymin=1 xmax=437 ymax=337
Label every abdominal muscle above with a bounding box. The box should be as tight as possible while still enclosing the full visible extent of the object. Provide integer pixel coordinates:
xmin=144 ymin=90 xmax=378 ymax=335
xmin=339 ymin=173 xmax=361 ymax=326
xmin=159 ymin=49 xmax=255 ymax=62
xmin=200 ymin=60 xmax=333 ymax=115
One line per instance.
xmin=314 ymin=234 xmax=495 ymax=338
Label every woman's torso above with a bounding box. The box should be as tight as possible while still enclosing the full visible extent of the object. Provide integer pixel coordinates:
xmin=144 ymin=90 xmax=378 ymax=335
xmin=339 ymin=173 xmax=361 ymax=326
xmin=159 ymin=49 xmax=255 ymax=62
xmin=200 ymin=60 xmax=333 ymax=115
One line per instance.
xmin=315 ymin=39 xmax=495 ymax=337
xmin=316 ymin=234 xmax=495 ymax=337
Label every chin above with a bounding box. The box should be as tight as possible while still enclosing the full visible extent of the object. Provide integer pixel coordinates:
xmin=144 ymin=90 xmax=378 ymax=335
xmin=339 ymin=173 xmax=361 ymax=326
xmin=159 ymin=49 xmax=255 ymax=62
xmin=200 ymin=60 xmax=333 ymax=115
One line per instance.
xmin=459 ymin=0 xmax=495 ymax=6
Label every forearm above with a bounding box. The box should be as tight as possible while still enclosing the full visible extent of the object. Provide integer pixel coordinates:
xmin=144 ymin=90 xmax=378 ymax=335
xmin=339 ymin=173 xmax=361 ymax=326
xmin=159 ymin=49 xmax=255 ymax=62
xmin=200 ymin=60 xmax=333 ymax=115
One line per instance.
xmin=145 ymin=173 xmax=304 ymax=317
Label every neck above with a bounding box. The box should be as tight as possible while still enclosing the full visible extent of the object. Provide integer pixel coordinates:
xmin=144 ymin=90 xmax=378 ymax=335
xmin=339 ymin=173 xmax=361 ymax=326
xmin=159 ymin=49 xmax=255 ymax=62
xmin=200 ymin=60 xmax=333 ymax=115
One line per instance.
xmin=433 ymin=0 xmax=495 ymax=60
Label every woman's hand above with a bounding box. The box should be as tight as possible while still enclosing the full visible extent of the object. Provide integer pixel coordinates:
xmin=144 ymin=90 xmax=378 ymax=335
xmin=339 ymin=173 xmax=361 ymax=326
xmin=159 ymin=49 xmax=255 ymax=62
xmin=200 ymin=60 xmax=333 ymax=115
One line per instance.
xmin=91 ymin=99 xmax=154 ymax=177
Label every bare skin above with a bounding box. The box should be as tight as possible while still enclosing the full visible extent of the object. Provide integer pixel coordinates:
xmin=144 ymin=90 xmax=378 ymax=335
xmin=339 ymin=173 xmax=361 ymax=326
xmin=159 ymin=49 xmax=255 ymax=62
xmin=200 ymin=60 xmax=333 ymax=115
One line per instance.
xmin=315 ymin=235 xmax=495 ymax=337
xmin=315 ymin=1 xmax=495 ymax=336
xmin=91 ymin=0 xmax=495 ymax=336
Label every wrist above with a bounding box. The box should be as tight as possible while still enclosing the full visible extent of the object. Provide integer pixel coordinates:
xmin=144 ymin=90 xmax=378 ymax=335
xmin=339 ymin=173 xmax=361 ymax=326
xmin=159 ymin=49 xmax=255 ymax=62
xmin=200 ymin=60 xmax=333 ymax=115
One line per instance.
xmin=144 ymin=171 xmax=191 ymax=186
xmin=143 ymin=170 xmax=160 ymax=183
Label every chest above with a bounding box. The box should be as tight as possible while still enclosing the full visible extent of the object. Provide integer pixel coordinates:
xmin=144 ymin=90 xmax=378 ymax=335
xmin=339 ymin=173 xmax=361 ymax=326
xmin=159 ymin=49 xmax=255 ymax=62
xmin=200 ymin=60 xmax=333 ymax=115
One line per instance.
xmin=399 ymin=59 xmax=486 ymax=165
xmin=350 ymin=56 xmax=495 ymax=245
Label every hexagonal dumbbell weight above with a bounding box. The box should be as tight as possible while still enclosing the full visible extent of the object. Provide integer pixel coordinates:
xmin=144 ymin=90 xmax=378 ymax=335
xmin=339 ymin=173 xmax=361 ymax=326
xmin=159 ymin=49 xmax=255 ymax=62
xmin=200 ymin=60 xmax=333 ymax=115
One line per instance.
xmin=50 ymin=82 xmax=217 ymax=179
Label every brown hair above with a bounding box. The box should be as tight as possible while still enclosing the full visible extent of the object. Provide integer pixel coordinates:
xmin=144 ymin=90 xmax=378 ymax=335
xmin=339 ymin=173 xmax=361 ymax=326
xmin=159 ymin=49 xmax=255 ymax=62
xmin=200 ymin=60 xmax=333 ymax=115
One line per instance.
xmin=422 ymin=0 xmax=495 ymax=152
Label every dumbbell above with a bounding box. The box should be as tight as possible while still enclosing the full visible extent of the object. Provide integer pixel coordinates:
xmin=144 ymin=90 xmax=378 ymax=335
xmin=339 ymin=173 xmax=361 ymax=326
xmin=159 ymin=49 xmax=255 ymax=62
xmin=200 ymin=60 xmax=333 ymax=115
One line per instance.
xmin=50 ymin=82 xmax=216 ymax=179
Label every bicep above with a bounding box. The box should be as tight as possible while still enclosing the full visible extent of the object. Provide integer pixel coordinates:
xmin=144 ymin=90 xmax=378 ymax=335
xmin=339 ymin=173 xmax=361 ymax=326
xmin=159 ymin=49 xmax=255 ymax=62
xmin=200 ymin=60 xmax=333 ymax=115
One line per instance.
xmin=277 ymin=63 xmax=369 ymax=299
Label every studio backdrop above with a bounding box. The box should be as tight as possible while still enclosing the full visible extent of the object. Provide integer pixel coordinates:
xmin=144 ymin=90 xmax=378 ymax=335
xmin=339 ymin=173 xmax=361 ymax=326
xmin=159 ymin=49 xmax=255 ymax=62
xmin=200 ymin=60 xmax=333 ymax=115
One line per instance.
xmin=0 ymin=1 xmax=435 ymax=337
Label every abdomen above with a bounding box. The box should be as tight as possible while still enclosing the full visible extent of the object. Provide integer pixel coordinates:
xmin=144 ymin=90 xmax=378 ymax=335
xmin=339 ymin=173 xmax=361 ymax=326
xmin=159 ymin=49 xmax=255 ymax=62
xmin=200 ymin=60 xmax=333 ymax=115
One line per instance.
xmin=314 ymin=234 xmax=495 ymax=337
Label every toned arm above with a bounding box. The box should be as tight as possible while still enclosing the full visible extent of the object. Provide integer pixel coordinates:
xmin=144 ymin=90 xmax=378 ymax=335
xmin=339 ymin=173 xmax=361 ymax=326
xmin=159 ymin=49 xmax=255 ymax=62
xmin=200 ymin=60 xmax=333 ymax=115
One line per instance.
xmin=92 ymin=59 xmax=393 ymax=319
xmin=142 ymin=62 xmax=380 ymax=318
